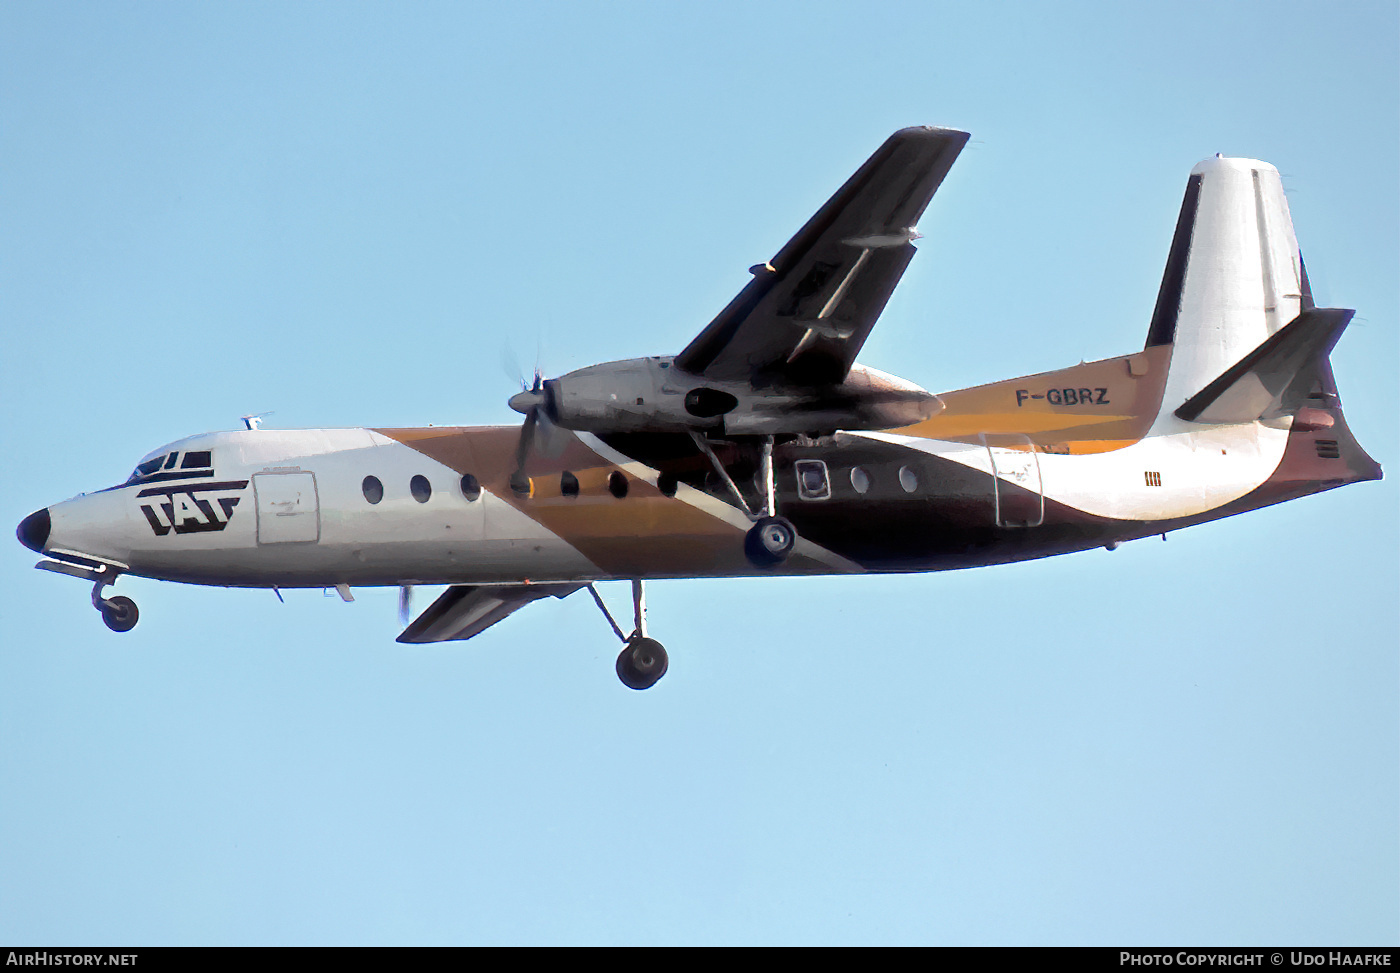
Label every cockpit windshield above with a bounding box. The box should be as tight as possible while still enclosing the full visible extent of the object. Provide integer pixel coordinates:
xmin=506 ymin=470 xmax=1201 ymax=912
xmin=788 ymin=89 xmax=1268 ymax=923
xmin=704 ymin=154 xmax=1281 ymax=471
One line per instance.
xmin=120 ymin=450 xmax=215 ymax=487
xmin=125 ymin=456 xmax=168 ymax=484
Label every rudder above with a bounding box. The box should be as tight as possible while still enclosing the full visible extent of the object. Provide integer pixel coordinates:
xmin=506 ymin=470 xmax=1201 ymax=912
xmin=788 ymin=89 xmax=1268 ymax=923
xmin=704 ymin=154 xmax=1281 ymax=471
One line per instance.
xmin=1146 ymin=156 xmax=1314 ymax=428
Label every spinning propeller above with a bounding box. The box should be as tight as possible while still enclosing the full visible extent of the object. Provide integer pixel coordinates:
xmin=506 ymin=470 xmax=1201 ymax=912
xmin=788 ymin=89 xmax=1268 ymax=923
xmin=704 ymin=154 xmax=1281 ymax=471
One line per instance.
xmin=507 ymin=369 xmax=568 ymax=491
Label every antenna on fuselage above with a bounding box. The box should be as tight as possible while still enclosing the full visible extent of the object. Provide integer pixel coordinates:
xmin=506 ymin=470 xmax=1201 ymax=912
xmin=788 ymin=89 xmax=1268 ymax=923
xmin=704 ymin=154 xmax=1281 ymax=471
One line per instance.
xmin=240 ymin=412 xmax=275 ymax=431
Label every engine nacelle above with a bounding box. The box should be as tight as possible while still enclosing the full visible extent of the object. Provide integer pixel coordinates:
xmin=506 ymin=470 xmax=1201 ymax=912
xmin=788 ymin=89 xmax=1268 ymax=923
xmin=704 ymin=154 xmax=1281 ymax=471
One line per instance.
xmin=539 ymin=357 xmax=942 ymax=436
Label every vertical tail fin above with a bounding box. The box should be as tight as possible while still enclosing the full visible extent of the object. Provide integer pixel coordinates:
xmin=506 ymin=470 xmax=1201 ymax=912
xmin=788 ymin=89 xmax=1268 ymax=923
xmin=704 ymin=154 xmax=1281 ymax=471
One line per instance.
xmin=1147 ymin=157 xmax=1316 ymax=425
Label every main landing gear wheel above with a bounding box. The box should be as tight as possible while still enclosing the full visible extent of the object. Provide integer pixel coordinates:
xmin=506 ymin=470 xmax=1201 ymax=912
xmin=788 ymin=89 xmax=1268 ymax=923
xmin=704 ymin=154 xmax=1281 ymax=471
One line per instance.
xmin=100 ymin=595 xmax=139 ymax=633
xmin=616 ymin=636 xmax=668 ymax=690
xmin=745 ymin=516 xmax=796 ymax=567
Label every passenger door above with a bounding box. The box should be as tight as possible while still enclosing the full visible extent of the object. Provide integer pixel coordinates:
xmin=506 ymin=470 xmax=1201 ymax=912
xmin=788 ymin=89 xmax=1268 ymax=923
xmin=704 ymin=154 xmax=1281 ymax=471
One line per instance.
xmin=253 ymin=472 xmax=320 ymax=544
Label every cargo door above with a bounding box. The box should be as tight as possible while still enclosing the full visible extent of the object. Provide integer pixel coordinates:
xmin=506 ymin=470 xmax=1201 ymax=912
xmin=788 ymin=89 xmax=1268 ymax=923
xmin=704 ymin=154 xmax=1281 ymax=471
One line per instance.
xmin=253 ymin=472 xmax=320 ymax=544
xmin=983 ymin=437 xmax=1044 ymax=528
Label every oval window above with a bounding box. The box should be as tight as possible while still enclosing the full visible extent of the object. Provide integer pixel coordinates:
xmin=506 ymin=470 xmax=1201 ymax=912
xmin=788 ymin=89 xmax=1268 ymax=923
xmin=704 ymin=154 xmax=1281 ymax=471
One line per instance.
xmin=362 ymin=475 xmax=384 ymax=504
xmin=608 ymin=470 xmax=628 ymax=498
xmin=560 ymin=471 xmax=580 ymax=497
xmin=410 ymin=475 xmax=432 ymax=503
xmin=657 ymin=473 xmax=678 ymax=497
xmin=898 ymin=465 xmax=919 ymax=493
xmin=850 ymin=466 xmax=871 ymax=495
xmin=460 ymin=474 xmax=481 ymax=501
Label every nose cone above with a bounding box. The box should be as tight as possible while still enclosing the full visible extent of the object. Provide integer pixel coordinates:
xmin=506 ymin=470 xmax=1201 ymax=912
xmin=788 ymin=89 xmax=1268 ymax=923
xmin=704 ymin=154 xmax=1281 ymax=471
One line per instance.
xmin=509 ymin=389 xmax=544 ymax=415
xmin=17 ymin=508 xmax=51 ymax=553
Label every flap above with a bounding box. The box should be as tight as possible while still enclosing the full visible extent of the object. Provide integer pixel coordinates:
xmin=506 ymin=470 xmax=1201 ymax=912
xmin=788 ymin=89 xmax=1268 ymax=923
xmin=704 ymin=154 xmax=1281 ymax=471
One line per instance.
xmin=396 ymin=583 xmax=584 ymax=644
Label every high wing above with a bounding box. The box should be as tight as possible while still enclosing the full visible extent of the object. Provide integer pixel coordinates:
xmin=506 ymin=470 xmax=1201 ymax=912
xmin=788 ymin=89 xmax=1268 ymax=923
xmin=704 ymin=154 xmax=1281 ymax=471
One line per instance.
xmin=674 ymin=126 xmax=969 ymax=387
xmin=396 ymin=583 xmax=583 ymax=644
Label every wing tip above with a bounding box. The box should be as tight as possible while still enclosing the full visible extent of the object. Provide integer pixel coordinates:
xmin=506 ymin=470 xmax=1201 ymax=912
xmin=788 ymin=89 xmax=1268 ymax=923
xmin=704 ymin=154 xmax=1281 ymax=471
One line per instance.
xmin=893 ymin=125 xmax=971 ymax=143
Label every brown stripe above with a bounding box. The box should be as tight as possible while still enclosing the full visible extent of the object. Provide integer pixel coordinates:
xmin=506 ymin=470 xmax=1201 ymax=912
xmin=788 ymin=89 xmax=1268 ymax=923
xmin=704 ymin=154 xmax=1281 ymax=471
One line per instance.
xmin=375 ymin=426 xmax=836 ymax=578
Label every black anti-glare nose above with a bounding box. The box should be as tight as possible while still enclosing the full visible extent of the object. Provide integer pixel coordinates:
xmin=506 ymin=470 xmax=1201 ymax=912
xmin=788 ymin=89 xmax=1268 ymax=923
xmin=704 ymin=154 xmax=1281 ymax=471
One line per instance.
xmin=16 ymin=508 xmax=50 ymax=553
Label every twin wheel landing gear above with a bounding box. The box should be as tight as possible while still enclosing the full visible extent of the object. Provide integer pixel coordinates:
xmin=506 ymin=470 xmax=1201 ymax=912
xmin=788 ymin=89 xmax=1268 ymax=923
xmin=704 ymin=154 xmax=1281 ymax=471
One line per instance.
xmin=599 ymin=437 xmax=803 ymax=688
xmin=616 ymin=635 xmax=668 ymax=691
xmin=690 ymin=433 xmax=799 ymax=568
xmin=590 ymin=580 xmax=668 ymax=690
xmin=92 ymin=576 xmax=138 ymax=632
xmin=744 ymin=515 xmax=796 ymax=566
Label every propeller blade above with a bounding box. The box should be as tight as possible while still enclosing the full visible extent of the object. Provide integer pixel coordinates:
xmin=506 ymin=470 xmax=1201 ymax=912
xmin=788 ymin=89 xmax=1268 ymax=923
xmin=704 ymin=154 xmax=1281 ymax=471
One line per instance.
xmin=515 ymin=410 xmax=538 ymax=471
xmin=534 ymin=408 xmax=572 ymax=458
xmin=398 ymin=584 xmax=414 ymax=625
xmin=501 ymin=345 xmax=525 ymax=389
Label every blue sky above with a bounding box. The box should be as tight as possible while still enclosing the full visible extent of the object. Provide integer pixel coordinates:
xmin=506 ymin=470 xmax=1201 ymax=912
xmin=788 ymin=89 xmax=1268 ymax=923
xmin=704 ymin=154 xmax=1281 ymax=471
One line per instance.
xmin=1 ymin=1 xmax=1396 ymax=945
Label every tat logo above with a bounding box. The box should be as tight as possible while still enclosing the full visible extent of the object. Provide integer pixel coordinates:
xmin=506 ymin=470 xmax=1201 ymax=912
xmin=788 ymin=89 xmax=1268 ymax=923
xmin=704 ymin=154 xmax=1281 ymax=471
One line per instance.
xmin=136 ymin=481 xmax=249 ymax=536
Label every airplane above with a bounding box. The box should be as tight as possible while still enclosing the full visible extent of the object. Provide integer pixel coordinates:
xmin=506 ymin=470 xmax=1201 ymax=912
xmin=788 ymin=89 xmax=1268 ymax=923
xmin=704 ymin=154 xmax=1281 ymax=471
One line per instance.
xmin=15 ymin=126 xmax=1382 ymax=690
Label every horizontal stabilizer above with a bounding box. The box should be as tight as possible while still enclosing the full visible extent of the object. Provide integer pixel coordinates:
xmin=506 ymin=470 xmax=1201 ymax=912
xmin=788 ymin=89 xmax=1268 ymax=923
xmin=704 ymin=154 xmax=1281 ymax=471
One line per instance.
xmin=1174 ymin=307 xmax=1353 ymax=423
xmin=396 ymin=582 xmax=583 ymax=644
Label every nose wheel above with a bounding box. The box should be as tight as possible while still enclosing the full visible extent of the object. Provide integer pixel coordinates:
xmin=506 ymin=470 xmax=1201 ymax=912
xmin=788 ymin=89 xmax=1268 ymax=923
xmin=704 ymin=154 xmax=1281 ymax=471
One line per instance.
xmin=91 ymin=576 xmax=139 ymax=633
xmin=100 ymin=595 xmax=139 ymax=632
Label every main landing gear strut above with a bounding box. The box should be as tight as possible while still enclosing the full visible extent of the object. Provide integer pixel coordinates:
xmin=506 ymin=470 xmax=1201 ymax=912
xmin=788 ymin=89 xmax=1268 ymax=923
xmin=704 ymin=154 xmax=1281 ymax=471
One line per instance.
xmin=689 ymin=433 xmax=797 ymax=567
xmin=589 ymin=580 xmax=668 ymax=690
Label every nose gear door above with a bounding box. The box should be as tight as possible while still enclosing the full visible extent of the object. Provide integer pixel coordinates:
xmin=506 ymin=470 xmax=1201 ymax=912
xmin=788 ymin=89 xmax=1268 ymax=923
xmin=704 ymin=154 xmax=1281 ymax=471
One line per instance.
xmin=253 ymin=472 xmax=320 ymax=544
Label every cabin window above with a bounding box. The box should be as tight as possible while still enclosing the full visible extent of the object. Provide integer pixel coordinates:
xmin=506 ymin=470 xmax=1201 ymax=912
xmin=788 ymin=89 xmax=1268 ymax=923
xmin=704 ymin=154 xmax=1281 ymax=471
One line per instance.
xmin=362 ymin=476 xmax=384 ymax=504
xmin=898 ymin=465 xmax=919 ymax=493
xmin=560 ymin=471 xmax=580 ymax=497
xmin=410 ymin=475 xmax=432 ymax=503
xmin=657 ymin=473 xmax=678 ymax=497
xmin=795 ymin=460 xmax=831 ymax=501
xmin=181 ymin=451 xmax=212 ymax=469
xmin=460 ymin=474 xmax=481 ymax=501
xmin=850 ymin=466 xmax=871 ymax=495
xmin=608 ymin=471 xmax=628 ymax=498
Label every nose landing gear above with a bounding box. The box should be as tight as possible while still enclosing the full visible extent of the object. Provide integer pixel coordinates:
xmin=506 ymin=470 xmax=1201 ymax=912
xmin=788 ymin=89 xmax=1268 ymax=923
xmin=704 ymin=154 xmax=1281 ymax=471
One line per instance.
xmin=99 ymin=595 xmax=139 ymax=632
xmin=91 ymin=575 xmax=138 ymax=633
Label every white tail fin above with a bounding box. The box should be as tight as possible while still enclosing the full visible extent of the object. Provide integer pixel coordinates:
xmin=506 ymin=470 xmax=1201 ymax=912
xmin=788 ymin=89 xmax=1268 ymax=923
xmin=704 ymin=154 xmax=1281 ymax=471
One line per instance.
xmin=1147 ymin=157 xmax=1313 ymax=428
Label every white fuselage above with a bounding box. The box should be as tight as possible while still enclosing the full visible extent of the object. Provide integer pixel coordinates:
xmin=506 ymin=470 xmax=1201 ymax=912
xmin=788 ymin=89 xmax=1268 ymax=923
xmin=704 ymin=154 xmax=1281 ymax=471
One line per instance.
xmin=38 ymin=416 xmax=1298 ymax=591
xmin=45 ymin=429 xmax=596 ymax=588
